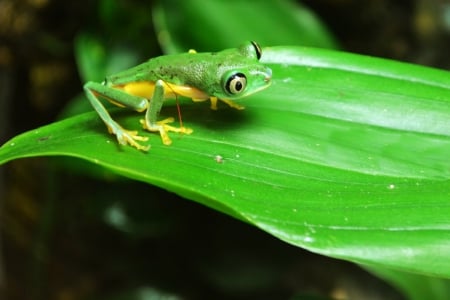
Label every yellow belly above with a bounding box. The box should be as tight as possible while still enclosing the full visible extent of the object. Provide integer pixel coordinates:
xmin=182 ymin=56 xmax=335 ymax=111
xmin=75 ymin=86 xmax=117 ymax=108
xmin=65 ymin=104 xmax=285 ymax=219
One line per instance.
xmin=116 ymin=81 xmax=209 ymax=101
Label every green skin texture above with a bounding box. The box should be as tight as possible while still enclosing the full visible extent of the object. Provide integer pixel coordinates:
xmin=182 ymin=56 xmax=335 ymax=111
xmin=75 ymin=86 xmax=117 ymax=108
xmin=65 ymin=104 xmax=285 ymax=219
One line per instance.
xmin=84 ymin=42 xmax=272 ymax=151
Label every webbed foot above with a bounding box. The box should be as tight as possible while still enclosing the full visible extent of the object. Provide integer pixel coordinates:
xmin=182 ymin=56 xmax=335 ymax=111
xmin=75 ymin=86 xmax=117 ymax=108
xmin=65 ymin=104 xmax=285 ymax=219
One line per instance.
xmin=107 ymin=123 xmax=150 ymax=151
xmin=210 ymin=97 xmax=245 ymax=110
xmin=140 ymin=117 xmax=193 ymax=145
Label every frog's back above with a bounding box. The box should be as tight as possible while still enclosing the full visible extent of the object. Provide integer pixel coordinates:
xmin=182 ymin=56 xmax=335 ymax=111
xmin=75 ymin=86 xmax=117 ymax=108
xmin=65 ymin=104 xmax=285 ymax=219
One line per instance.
xmin=106 ymin=51 xmax=215 ymax=86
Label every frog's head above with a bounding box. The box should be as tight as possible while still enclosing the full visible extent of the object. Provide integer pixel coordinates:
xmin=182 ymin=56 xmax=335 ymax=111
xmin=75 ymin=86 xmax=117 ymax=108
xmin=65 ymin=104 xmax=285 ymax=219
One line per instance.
xmin=215 ymin=41 xmax=272 ymax=99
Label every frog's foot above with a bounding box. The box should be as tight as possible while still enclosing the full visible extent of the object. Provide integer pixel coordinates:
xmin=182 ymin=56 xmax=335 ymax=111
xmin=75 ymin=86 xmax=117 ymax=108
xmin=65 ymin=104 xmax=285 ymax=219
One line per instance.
xmin=106 ymin=123 xmax=150 ymax=151
xmin=221 ymin=99 xmax=245 ymax=110
xmin=210 ymin=97 xmax=245 ymax=110
xmin=140 ymin=117 xmax=193 ymax=146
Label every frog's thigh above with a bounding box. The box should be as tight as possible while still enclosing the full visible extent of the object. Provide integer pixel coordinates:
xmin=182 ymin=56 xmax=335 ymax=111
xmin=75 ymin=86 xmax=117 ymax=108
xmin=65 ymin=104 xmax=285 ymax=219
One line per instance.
xmin=93 ymin=83 xmax=148 ymax=112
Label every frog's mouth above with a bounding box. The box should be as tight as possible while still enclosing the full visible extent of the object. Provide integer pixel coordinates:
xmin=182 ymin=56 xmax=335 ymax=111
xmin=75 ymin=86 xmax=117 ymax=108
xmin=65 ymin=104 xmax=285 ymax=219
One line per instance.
xmin=238 ymin=69 xmax=272 ymax=98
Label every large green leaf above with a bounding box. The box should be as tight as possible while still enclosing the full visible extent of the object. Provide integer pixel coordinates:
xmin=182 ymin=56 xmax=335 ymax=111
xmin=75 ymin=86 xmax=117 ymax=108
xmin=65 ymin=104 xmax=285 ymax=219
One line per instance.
xmin=1 ymin=46 xmax=449 ymax=278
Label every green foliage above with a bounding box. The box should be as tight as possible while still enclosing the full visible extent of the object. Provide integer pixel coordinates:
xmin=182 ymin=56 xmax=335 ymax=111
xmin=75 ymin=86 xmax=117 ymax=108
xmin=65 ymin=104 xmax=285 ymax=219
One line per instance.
xmin=153 ymin=0 xmax=338 ymax=53
xmin=2 ymin=45 xmax=450 ymax=278
xmin=2 ymin=0 xmax=450 ymax=298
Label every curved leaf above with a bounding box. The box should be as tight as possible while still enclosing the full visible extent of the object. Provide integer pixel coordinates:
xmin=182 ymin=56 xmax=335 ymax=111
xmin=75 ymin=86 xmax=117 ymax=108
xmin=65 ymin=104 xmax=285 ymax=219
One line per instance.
xmin=1 ymin=46 xmax=449 ymax=277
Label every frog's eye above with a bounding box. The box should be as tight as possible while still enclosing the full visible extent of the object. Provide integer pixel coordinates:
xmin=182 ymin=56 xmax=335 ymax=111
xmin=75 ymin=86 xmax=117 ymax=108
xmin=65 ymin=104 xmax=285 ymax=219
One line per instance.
xmin=251 ymin=41 xmax=262 ymax=60
xmin=224 ymin=72 xmax=247 ymax=95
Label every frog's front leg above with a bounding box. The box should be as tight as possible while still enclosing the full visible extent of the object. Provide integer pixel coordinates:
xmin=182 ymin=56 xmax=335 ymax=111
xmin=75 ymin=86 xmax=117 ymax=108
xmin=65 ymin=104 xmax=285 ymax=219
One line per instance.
xmin=140 ymin=80 xmax=193 ymax=145
xmin=209 ymin=97 xmax=245 ymax=111
xmin=84 ymin=81 xmax=150 ymax=151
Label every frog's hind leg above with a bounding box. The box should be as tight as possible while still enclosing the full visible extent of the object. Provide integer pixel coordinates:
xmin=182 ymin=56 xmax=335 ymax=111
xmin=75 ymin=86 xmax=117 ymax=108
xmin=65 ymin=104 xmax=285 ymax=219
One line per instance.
xmin=140 ymin=80 xmax=193 ymax=145
xmin=84 ymin=81 xmax=150 ymax=151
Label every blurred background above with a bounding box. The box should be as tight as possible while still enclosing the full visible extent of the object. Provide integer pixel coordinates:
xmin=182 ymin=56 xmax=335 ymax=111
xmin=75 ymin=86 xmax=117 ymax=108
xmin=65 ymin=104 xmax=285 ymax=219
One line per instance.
xmin=1 ymin=0 xmax=450 ymax=299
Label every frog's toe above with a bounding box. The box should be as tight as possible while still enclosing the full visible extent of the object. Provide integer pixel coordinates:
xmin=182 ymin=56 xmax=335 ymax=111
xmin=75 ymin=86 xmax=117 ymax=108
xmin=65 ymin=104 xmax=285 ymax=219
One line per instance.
xmin=115 ymin=128 xmax=150 ymax=151
xmin=140 ymin=117 xmax=193 ymax=146
xmin=157 ymin=118 xmax=193 ymax=135
xmin=220 ymin=99 xmax=245 ymax=110
xmin=156 ymin=117 xmax=175 ymax=125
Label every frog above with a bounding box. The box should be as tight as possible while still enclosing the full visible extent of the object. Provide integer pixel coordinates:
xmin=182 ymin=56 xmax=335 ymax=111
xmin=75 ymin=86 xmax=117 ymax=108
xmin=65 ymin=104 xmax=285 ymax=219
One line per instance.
xmin=83 ymin=41 xmax=272 ymax=151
